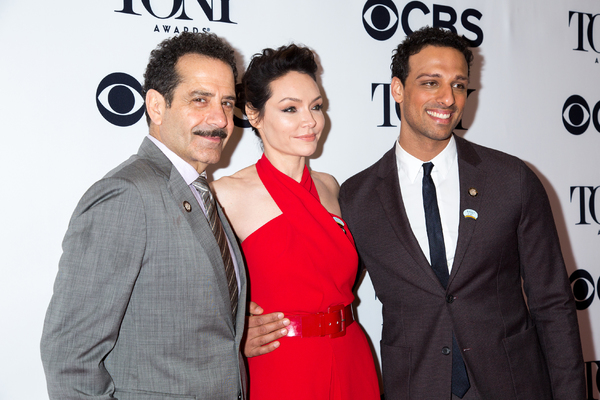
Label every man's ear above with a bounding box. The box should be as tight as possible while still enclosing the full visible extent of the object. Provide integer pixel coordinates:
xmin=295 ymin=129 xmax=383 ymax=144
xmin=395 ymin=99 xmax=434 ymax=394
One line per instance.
xmin=146 ymin=89 xmax=166 ymax=126
xmin=391 ymin=77 xmax=404 ymax=105
xmin=245 ymin=103 xmax=262 ymax=131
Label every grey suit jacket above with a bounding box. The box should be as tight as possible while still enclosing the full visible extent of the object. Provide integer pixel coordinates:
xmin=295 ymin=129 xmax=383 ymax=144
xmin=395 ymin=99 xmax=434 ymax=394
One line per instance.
xmin=41 ymin=137 xmax=247 ymax=400
xmin=339 ymin=135 xmax=584 ymax=400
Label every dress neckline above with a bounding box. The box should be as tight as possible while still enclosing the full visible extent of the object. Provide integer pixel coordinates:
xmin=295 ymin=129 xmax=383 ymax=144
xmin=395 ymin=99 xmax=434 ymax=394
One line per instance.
xmin=258 ymin=154 xmax=320 ymax=202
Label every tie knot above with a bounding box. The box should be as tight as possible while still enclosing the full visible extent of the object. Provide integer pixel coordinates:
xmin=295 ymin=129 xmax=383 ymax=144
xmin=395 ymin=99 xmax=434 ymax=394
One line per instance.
xmin=423 ymin=162 xmax=434 ymax=177
xmin=192 ymin=175 xmax=215 ymax=208
xmin=192 ymin=175 xmax=210 ymax=193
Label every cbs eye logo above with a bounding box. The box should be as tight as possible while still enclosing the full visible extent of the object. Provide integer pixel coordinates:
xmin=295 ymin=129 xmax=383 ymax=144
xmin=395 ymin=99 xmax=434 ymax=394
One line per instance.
xmin=362 ymin=0 xmax=399 ymax=41
xmin=96 ymin=73 xmax=145 ymax=127
xmin=562 ymin=95 xmax=600 ymax=135
xmin=570 ymin=269 xmax=599 ymax=310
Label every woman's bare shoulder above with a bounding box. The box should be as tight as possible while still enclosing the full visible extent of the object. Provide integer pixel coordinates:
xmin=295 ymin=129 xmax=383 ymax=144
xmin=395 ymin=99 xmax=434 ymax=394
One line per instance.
xmin=211 ymin=165 xmax=258 ymax=202
xmin=212 ymin=164 xmax=282 ymax=242
xmin=311 ymin=170 xmax=341 ymax=215
xmin=311 ymin=170 xmax=340 ymax=197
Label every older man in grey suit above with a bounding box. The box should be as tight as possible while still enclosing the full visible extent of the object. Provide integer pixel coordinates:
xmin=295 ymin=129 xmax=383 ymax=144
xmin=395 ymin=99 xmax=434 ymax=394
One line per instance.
xmin=41 ymin=32 xmax=247 ymax=400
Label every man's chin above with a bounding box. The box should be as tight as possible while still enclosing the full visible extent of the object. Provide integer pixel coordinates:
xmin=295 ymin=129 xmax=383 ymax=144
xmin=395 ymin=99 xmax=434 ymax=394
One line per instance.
xmin=200 ymin=149 xmax=224 ymax=165
xmin=424 ymin=130 xmax=454 ymax=142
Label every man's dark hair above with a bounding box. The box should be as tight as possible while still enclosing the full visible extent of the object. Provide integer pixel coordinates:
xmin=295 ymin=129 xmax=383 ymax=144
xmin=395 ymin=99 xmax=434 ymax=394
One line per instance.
xmin=240 ymin=44 xmax=318 ymax=137
xmin=142 ymin=32 xmax=238 ymax=125
xmin=391 ymin=26 xmax=473 ymax=84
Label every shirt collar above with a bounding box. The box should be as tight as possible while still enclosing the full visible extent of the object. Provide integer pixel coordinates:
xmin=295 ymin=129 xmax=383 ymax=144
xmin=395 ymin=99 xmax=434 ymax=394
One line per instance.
xmin=395 ymin=134 xmax=457 ymax=183
xmin=147 ymin=134 xmax=201 ymax=185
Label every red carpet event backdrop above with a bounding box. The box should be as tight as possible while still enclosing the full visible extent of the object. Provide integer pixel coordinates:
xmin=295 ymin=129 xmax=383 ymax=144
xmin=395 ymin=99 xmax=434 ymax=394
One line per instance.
xmin=1 ymin=1 xmax=599 ymax=398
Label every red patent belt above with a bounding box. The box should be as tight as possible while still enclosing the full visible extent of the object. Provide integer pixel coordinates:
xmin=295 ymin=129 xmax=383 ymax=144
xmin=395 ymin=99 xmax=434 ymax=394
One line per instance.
xmin=285 ymin=304 xmax=354 ymax=339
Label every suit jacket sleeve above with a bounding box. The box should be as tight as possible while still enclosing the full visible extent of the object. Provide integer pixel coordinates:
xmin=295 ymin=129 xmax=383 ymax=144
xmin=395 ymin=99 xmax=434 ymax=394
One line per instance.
xmin=517 ymin=162 xmax=585 ymax=399
xmin=41 ymin=177 xmax=147 ymax=400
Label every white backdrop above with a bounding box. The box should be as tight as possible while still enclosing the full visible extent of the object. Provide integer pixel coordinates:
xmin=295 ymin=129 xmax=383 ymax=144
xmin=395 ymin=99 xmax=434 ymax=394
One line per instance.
xmin=1 ymin=1 xmax=599 ymax=399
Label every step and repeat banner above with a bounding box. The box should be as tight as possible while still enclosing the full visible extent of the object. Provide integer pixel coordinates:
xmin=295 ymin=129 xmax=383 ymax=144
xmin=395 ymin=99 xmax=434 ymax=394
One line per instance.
xmin=1 ymin=1 xmax=599 ymax=398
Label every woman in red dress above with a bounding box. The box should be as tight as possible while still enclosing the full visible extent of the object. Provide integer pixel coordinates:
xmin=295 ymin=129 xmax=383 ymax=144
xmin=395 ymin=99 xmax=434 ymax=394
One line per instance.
xmin=212 ymin=44 xmax=380 ymax=400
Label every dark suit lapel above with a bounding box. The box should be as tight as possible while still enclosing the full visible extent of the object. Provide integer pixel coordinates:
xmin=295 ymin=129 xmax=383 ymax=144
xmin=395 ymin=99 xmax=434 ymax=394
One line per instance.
xmin=376 ymin=148 xmax=442 ymax=287
xmin=449 ymin=135 xmax=486 ymax=285
xmin=139 ymin=138 xmax=234 ymax=326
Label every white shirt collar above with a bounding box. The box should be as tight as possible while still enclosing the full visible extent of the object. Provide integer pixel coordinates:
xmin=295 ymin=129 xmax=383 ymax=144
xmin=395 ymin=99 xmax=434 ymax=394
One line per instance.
xmin=147 ymin=134 xmax=201 ymax=185
xmin=395 ymin=135 xmax=457 ymax=183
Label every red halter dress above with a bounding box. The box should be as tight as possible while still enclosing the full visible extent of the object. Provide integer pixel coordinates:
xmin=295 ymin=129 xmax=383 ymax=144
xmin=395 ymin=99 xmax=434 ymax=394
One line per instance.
xmin=242 ymin=155 xmax=380 ymax=400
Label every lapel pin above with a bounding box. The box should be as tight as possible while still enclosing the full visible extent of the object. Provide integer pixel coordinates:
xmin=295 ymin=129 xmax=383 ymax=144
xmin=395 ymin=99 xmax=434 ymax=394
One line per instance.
xmin=183 ymin=201 xmax=192 ymax=212
xmin=463 ymin=209 xmax=478 ymax=220
xmin=468 ymin=188 xmax=478 ymax=197
xmin=333 ymin=216 xmax=346 ymax=234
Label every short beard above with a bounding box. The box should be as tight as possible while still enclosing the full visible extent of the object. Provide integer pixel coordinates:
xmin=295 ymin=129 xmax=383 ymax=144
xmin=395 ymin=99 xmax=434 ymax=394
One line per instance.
xmin=192 ymin=128 xmax=228 ymax=139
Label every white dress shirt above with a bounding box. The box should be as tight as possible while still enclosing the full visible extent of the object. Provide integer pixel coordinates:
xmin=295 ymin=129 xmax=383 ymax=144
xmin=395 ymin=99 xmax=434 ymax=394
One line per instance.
xmin=147 ymin=134 xmax=241 ymax=292
xmin=395 ymin=135 xmax=460 ymax=273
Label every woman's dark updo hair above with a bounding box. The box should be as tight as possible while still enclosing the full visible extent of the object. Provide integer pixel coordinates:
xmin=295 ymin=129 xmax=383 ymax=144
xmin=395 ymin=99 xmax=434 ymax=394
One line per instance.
xmin=240 ymin=44 xmax=318 ymax=137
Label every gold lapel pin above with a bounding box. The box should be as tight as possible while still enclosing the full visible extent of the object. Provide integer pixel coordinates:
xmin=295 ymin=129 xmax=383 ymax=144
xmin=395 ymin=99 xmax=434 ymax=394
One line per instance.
xmin=468 ymin=188 xmax=478 ymax=197
xmin=183 ymin=201 xmax=192 ymax=212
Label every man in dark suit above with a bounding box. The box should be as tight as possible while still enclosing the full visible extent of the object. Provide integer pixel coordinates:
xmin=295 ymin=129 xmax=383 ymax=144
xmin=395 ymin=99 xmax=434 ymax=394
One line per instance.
xmin=339 ymin=27 xmax=585 ymax=400
xmin=41 ymin=32 xmax=247 ymax=399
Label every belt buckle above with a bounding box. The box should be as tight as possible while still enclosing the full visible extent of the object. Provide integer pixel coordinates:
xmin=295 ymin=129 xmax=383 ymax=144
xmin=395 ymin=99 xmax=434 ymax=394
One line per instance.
xmin=286 ymin=316 xmax=302 ymax=337
xmin=327 ymin=304 xmax=346 ymax=338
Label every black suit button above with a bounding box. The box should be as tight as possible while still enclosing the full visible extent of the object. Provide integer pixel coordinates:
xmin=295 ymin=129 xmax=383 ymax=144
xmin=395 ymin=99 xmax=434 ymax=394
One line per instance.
xmin=446 ymin=294 xmax=455 ymax=303
xmin=442 ymin=346 xmax=451 ymax=355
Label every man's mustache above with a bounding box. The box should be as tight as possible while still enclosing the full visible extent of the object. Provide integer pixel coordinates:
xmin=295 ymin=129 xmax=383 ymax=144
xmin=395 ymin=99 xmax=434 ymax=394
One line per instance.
xmin=192 ymin=129 xmax=228 ymax=139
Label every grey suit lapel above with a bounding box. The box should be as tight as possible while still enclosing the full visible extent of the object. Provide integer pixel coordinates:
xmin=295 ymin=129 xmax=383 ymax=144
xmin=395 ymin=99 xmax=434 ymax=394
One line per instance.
xmin=138 ymin=138 xmax=236 ymax=327
xmin=376 ymin=147 xmax=442 ymax=287
xmin=449 ymin=135 xmax=486 ymax=285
